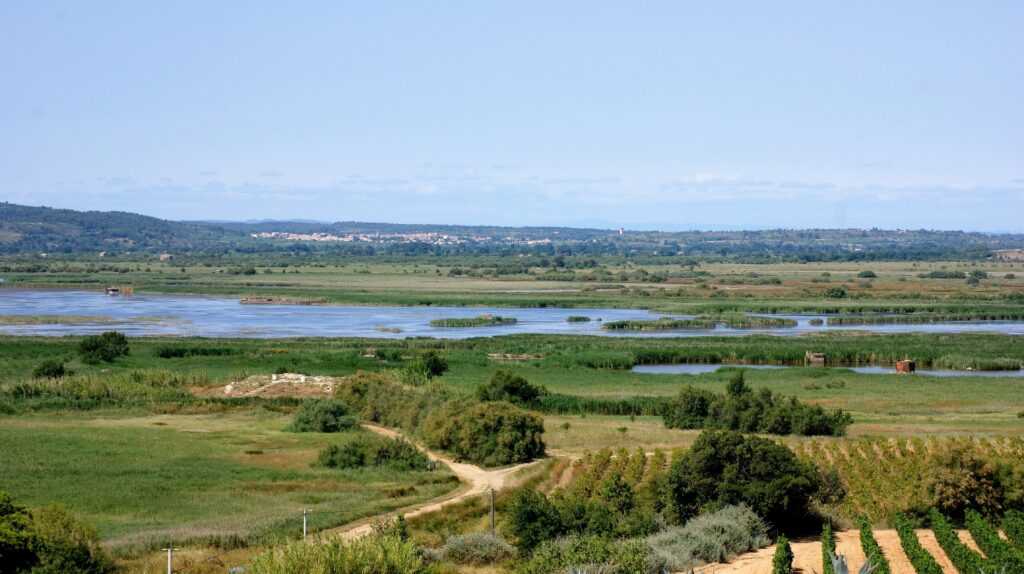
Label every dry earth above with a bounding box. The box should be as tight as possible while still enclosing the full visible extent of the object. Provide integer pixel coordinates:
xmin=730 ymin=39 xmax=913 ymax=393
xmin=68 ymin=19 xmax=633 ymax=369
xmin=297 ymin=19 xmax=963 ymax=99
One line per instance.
xmin=702 ymin=528 xmax=978 ymax=574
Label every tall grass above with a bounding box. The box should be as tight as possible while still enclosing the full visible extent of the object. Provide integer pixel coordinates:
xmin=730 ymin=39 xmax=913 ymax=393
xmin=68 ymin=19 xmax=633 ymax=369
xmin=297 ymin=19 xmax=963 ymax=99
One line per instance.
xmin=248 ymin=535 xmax=424 ymax=574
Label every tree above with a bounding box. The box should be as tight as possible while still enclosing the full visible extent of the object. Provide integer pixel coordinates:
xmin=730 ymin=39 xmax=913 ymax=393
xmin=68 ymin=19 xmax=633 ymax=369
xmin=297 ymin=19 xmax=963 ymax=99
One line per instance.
xmin=76 ymin=332 xmax=129 ymax=364
xmin=505 ymin=489 xmax=562 ymax=552
xmin=0 ymin=491 xmax=114 ymax=574
xmin=726 ymin=370 xmax=749 ymax=397
xmin=664 ymin=430 xmax=819 ymax=530
xmin=475 ymin=370 xmax=547 ymax=406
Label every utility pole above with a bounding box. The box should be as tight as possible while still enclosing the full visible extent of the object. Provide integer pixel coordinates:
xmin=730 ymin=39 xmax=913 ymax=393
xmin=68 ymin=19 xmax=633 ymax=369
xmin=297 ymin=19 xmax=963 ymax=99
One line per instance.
xmin=489 ymin=489 xmax=495 ymax=533
xmin=162 ymin=547 xmax=177 ymax=574
xmin=302 ymin=509 xmax=308 ymax=539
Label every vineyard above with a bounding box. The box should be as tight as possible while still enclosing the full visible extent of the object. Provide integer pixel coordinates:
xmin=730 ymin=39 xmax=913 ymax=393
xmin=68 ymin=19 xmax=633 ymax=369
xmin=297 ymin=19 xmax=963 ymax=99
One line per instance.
xmin=561 ymin=437 xmax=1024 ymax=526
xmin=795 ymin=436 xmax=1024 ymax=523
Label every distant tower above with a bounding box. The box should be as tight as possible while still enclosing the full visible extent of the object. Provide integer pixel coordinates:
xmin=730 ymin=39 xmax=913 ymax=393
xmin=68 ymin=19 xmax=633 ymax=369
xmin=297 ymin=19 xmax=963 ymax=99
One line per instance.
xmin=619 ymin=227 xmax=624 ymax=236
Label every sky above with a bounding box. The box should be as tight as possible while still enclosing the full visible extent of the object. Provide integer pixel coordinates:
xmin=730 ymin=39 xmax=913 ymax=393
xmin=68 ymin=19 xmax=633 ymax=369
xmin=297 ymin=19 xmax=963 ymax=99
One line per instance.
xmin=1 ymin=1 xmax=1022 ymax=231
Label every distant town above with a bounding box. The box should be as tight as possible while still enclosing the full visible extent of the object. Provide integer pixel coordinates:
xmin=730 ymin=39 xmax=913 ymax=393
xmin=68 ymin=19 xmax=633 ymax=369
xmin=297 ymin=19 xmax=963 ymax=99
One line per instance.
xmin=250 ymin=231 xmax=553 ymax=246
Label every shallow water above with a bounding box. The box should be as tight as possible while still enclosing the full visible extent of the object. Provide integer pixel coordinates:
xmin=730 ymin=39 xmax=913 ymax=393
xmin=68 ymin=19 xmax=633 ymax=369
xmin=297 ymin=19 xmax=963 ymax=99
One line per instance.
xmin=631 ymin=364 xmax=1024 ymax=378
xmin=2 ymin=289 xmax=1024 ymax=339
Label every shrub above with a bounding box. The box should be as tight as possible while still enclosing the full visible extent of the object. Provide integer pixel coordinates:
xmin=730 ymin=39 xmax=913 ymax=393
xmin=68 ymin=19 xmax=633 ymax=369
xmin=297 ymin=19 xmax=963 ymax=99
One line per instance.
xmin=925 ymin=443 xmax=1003 ymax=519
xmin=857 ymin=271 xmax=877 ymax=278
xmin=248 ymin=535 xmax=423 ymax=574
xmin=155 ymin=345 xmax=234 ymax=358
xmin=772 ymin=536 xmax=793 ymax=574
xmin=317 ymin=435 xmax=428 ymax=471
xmin=335 ymin=371 xmax=444 ymax=432
xmin=662 ymin=372 xmax=851 ymax=437
xmin=894 ymin=515 xmax=941 ymax=574
xmin=422 ymin=400 xmax=545 ymax=466
xmin=518 ymin=535 xmax=663 ymax=574
xmin=407 ymin=350 xmax=449 ymax=380
xmin=440 ymin=532 xmax=517 ymax=565
xmin=664 ymin=430 xmax=819 ymax=531
xmin=32 ymin=360 xmax=66 ymax=379
xmin=646 ymin=504 xmax=770 ymax=571
xmin=476 ymin=370 xmax=547 ymax=406
xmin=287 ymin=399 xmax=360 ymax=433
xmin=858 ymin=517 xmax=890 ymax=574
xmin=0 ymin=491 xmax=115 ymax=574
xmin=824 ymin=286 xmax=847 ymax=299
xmin=76 ymin=331 xmax=129 ymax=364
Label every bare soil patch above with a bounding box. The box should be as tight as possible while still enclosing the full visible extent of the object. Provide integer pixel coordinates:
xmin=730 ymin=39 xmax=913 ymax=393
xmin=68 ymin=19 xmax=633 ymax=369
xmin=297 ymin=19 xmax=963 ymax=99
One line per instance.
xmin=193 ymin=372 xmax=342 ymax=399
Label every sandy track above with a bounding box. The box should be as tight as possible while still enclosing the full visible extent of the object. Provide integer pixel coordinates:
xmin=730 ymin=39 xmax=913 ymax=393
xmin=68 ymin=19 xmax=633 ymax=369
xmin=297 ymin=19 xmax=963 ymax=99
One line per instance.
xmin=702 ymin=529 xmax=975 ymax=574
xmin=327 ymin=424 xmax=540 ymax=540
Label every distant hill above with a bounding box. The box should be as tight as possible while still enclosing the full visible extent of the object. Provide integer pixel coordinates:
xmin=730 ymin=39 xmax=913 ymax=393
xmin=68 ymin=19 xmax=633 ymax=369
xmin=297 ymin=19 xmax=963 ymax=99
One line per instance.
xmin=0 ymin=203 xmax=244 ymax=254
xmin=1 ymin=202 xmax=1022 ymax=260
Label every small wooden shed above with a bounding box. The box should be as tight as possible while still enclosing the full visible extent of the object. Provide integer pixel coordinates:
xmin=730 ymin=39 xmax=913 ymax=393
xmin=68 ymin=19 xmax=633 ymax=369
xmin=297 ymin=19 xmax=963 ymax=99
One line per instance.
xmin=895 ymin=359 xmax=916 ymax=374
xmin=805 ymin=351 xmax=826 ymax=366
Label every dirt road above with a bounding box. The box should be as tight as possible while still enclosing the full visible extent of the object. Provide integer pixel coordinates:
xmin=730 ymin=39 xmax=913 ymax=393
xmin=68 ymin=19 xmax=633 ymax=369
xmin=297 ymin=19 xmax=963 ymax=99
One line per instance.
xmin=328 ymin=423 xmax=540 ymax=540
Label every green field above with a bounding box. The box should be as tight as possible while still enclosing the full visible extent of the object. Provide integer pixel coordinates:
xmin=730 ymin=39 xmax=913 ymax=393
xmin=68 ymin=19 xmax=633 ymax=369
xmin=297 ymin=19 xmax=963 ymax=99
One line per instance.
xmin=0 ymin=409 xmax=457 ymax=555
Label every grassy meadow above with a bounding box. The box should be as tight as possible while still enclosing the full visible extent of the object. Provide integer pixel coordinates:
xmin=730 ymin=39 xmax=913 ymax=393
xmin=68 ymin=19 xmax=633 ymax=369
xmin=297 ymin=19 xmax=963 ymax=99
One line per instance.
xmin=1 ymin=256 xmax=1023 ymax=570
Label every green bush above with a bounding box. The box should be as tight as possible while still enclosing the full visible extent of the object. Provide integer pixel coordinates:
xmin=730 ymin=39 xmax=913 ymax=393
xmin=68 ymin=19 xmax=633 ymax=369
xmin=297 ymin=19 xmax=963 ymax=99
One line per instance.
xmin=0 ymin=491 xmax=115 ymax=574
xmin=439 ymin=532 xmax=517 ymax=565
xmin=857 ymin=271 xmax=877 ymax=278
xmin=475 ymin=370 xmax=547 ymax=406
xmin=517 ymin=535 xmax=663 ymax=574
xmin=248 ymin=535 xmax=423 ymax=574
xmin=317 ymin=435 xmax=428 ymax=471
xmin=422 ymin=400 xmax=545 ymax=466
xmin=664 ymin=430 xmax=819 ymax=531
xmin=662 ymin=371 xmax=851 ymax=436
xmin=772 ymin=536 xmax=793 ymax=574
xmin=287 ymin=399 xmax=360 ymax=433
xmin=32 ymin=360 xmax=66 ymax=379
xmin=646 ymin=504 xmax=770 ymax=571
xmin=76 ymin=331 xmax=129 ymax=364
xmin=155 ymin=345 xmax=234 ymax=358
xmin=411 ymin=350 xmax=448 ymax=378
xmin=823 ymin=286 xmax=847 ymax=299
xmin=335 ymin=372 xmax=546 ymax=467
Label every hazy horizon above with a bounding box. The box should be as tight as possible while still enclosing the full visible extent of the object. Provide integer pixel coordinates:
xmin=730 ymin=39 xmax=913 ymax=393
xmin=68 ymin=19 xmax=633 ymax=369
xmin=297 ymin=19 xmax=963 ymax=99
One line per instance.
xmin=3 ymin=2 xmax=1022 ymax=231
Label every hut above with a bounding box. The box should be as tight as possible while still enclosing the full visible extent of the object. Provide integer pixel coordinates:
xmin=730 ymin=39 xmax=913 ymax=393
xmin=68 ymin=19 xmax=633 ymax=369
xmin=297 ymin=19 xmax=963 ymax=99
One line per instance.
xmin=805 ymin=351 xmax=826 ymax=366
xmin=895 ymin=359 xmax=916 ymax=374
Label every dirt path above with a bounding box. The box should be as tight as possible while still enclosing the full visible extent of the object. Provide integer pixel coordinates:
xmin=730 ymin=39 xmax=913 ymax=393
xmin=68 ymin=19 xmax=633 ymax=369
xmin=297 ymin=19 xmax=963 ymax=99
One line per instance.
xmin=702 ymin=529 xmax=975 ymax=574
xmin=326 ymin=423 xmax=540 ymax=541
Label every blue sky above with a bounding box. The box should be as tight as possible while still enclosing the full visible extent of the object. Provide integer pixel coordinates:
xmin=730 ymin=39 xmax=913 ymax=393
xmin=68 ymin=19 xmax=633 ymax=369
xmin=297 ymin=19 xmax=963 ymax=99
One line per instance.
xmin=2 ymin=1 xmax=1022 ymax=231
